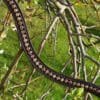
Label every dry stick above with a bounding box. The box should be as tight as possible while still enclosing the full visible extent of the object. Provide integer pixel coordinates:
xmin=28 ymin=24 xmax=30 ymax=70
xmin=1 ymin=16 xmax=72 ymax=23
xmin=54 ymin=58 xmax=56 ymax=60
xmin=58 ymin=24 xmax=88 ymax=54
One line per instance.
xmin=85 ymin=55 xmax=100 ymax=100
xmin=61 ymin=10 xmax=79 ymax=100
xmin=61 ymin=57 xmax=72 ymax=73
xmin=61 ymin=14 xmax=80 ymax=98
xmin=3 ymin=11 xmax=11 ymax=26
xmin=84 ymin=40 xmax=100 ymax=47
xmin=62 ymin=14 xmax=78 ymax=78
xmin=92 ymin=67 xmax=100 ymax=84
xmin=52 ymin=0 xmax=78 ymax=78
xmin=52 ymin=20 xmax=58 ymax=57
xmin=91 ymin=1 xmax=100 ymax=20
xmin=67 ymin=4 xmax=87 ymax=81
xmin=0 ymin=48 xmax=23 ymax=91
xmin=85 ymin=55 xmax=100 ymax=67
xmin=63 ymin=2 xmax=88 ymax=99
xmin=38 ymin=16 xmax=59 ymax=56
xmin=50 ymin=19 xmax=59 ymax=66
xmin=0 ymin=11 xmax=11 ymax=36
xmin=46 ymin=0 xmax=53 ymax=21
xmin=60 ymin=13 xmax=78 ymax=99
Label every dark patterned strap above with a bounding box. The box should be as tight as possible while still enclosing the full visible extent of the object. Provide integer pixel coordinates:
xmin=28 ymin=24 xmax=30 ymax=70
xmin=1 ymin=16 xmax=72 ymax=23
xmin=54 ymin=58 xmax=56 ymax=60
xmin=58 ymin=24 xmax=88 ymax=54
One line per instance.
xmin=3 ymin=0 xmax=100 ymax=97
